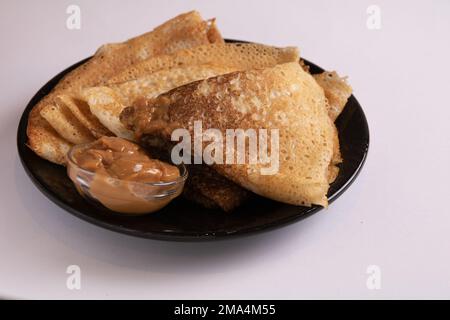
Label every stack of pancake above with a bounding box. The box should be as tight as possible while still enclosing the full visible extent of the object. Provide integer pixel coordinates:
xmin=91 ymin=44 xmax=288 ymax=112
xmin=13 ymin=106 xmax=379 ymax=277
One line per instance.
xmin=27 ymin=11 xmax=352 ymax=211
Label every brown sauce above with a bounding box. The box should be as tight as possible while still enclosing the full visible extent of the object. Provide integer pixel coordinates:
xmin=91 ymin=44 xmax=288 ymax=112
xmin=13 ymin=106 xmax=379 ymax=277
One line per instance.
xmin=68 ymin=137 xmax=181 ymax=214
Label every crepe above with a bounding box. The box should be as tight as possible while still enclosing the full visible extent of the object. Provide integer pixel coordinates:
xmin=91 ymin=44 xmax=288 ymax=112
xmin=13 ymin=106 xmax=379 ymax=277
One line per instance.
xmin=107 ymin=43 xmax=299 ymax=84
xmin=81 ymin=64 xmax=236 ymax=140
xmin=56 ymin=94 xmax=113 ymax=138
xmin=80 ymin=43 xmax=299 ymax=140
xmin=299 ymin=59 xmax=352 ymax=121
xmin=121 ymin=62 xmax=336 ymax=206
xmin=312 ymin=71 xmax=352 ymax=183
xmin=39 ymin=99 xmax=95 ymax=144
xmin=27 ymin=10 xmax=223 ymax=164
xmin=313 ymin=71 xmax=352 ymax=121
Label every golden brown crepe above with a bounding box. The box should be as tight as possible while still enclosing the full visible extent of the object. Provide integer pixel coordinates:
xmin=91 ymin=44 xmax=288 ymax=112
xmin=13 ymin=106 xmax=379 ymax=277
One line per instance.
xmin=80 ymin=43 xmax=299 ymax=140
xmin=107 ymin=43 xmax=299 ymax=84
xmin=121 ymin=62 xmax=336 ymax=206
xmin=183 ymin=164 xmax=249 ymax=211
xmin=313 ymin=70 xmax=352 ymax=183
xmin=27 ymin=11 xmax=223 ymax=164
xmin=55 ymin=94 xmax=113 ymax=138
xmin=81 ymin=65 xmax=236 ymax=140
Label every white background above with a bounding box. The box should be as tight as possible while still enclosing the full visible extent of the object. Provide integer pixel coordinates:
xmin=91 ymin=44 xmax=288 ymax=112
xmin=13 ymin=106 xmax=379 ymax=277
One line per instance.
xmin=1 ymin=0 xmax=449 ymax=299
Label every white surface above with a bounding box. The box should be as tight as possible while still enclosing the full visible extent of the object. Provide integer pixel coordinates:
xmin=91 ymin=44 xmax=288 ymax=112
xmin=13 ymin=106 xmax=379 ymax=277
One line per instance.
xmin=1 ymin=0 xmax=449 ymax=299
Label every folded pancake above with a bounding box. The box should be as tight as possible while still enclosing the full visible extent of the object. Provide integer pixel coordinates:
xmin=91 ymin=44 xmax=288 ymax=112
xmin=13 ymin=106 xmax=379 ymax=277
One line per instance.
xmin=81 ymin=64 xmax=236 ymax=140
xmin=297 ymin=64 xmax=352 ymax=184
xmin=107 ymin=43 xmax=299 ymax=84
xmin=80 ymin=43 xmax=299 ymax=140
xmin=121 ymin=62 xmax=336 ymax=206
xmin=39 ymin=99 xmax=95 ymax=144
xmin=27 ymin=10 xmax=223 ymax=164
xmin=299 ymin=59 xmax=352 ymax=121
xmin=56 ymin=94 xmax=113 ymax=138
xmin=183 ymin=164 xmax=249 ymax=211
xmin=313 ymin=71 xmax=352 ymax=121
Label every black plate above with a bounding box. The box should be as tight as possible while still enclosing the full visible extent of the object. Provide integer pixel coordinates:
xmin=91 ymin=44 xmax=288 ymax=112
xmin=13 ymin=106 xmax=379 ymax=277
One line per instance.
xmin=17 ymin=40 xmax=369 ymax=241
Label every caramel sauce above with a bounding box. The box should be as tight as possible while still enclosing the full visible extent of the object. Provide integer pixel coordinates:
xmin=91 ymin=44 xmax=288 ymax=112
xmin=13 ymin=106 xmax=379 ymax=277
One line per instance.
xmin=68 ymin=137 xmax=181 ymax=214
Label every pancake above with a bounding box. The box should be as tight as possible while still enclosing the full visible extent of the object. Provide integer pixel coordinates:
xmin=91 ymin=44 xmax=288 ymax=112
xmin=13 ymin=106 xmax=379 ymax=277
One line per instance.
xmin=183 ymin=164 xmax=249 ymax=211
xmin=107 ymin=43 xmax=299 ymax=83
xmin=80 ymin=43 xmax=298 ymax=140
xmin=121 ymin=62 xmax=336 ymax=206
xmin=313 ymin=71 xmax=352 ymax=182
xmin=27 ymin=10 xmax=223 ymax=164
xmin=81 ymin=64 xmax=236 ymax=139
xmin=40 ymin=99 xmax=95 ymax=144
xmin=313 ymin=71 xmax=352 ymax=121
xmin=55 ymin=94 xmax=113 ymax=138
xmin=137 ymin=140 xmax=249 ymax=211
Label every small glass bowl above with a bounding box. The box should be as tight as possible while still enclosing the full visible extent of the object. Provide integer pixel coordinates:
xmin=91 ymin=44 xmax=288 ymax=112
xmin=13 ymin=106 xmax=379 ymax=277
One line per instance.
xmin=66 ymin=143 xmax=188 ymax=215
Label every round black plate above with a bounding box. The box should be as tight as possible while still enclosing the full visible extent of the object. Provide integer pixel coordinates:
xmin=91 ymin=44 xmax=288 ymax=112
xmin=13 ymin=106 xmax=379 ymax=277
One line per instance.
xmin=17 ymin=40 xmax=369 ymax=241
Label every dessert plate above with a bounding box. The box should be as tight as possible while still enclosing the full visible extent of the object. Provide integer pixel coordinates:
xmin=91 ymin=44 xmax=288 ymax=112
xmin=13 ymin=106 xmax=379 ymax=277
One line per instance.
xmin=17 ymin=40 xmax=369 ymax=241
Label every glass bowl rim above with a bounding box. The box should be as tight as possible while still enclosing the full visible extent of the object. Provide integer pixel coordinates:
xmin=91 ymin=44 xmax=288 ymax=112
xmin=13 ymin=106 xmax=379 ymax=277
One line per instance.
xmin=66 ymin=142 xmax=188 ymax=187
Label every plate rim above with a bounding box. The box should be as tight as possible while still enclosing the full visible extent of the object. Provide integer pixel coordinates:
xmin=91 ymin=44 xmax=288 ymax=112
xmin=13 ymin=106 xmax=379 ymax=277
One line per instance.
xmin=17 ymin=39 xmax=370 ymax=241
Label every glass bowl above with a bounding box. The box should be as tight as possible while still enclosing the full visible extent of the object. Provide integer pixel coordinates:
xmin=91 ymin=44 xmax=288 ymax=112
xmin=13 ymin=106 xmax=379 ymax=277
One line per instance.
xmin=66 ymin=143 xmax=188 ymax=215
